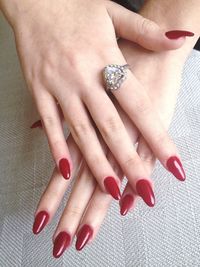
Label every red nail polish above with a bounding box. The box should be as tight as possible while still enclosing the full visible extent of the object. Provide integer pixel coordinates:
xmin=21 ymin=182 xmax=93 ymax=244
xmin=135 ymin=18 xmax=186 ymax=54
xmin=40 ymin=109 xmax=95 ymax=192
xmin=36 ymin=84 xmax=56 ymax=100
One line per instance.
xmin=136 ymin=179 xmax=155 ymax=207
xmin=165 ymin=30 xmax=194 ymax=39
xmin=120 ymin=194 xmax=134 ymax=216
xmin=104 ymin=176 xmax=121 ymax=200
xmin=59 ymin=158 xmax=71 ymax=179
xmin=76 ymin=224 xmax=93 ymax=251
xmin=32 ymin=211 xmax=49 ymax=235
xmin=30 ymin=120 xmax=42 ymax=129
xmin=53 ymin=231 xmax=71 ymax=258
xmin=167 ymin=156 xmax=186 ymax=181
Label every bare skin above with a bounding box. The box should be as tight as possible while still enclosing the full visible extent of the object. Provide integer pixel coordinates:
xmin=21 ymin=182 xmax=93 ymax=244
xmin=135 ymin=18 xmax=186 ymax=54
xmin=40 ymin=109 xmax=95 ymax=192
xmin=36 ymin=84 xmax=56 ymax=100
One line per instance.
xmin=0 ymin=0 xmax=188 ymax=200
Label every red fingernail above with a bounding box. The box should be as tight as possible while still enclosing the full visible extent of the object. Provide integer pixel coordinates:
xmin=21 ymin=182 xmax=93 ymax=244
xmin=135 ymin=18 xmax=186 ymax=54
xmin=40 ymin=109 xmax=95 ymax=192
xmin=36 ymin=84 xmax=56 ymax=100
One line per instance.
xmin=167 ymin=156 xmax=186 ymax=181
xmin=104 ymin=176 xmax=121 ymax=200
xmin=165 ymin=30 xmax=194 ymax=39
xmin=30 ymin=120 xmax=42 ymax=129
xmin=32 ymin=211 xmax=49 ymax=235
xmin=59 ymin=158 xmax=71 ymax=179
xmin=76 ymin=224 xmax=93 ymax=251
xmin=120 ymin=194 xmax=134 ymax=216
xmin=136 ymin=179 xmax=155 ymax=207
xmin=53 ymin=231 xmax=71 ymax=258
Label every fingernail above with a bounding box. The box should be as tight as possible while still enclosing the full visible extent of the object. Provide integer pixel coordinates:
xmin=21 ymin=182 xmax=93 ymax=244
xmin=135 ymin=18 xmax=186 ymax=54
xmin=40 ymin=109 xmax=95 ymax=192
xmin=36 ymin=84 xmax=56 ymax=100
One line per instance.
xmin=76 ymin=224 xmax=93 ymax=251
xmin=59 ymin=158 xmax=71 ymax=179
xmin=120 ymin=194 xmax=134 ymax=216
xmin=165 ymin=30 xmax=194 ymax=39
xmin=53 ymin=231 xmax=71 ymax=258
xmin=30 ymin=120 xmax=42 ymax=129
xmin=32 ymin=211 xmax=49 ymax=235
xmin=136 ymin=179 xmax=155 ymax=207
xmin=167 ymin=156 xmax=186 ymax=181
xmin=104 ymin=176 xmax=121 ymax=200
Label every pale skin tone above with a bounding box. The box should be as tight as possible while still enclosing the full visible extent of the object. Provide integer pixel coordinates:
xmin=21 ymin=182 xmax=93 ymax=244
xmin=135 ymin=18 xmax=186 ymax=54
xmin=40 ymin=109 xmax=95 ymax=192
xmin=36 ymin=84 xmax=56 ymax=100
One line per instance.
xmin=0 ymin=0 xmax=200 ymax=257
xmin=32 ymin=0 xmax=200 ymax=256
xmin=35 ymin=37 xmax=191 ymax=254
xmin=0 ymin=0 xmax=190 ymax=200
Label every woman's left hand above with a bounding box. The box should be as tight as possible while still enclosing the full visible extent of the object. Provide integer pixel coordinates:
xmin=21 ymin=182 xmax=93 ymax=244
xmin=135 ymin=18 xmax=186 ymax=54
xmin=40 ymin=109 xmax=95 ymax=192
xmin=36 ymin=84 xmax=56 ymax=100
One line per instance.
xmin=32 ymin=38 xmax=187 ymax=257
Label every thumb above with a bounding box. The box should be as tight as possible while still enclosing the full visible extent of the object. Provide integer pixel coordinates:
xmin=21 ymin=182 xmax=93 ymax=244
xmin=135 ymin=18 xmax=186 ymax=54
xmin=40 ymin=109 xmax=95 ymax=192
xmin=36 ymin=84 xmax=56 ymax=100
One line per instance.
xmin=107 ymin=2 xmax=194 ymax=51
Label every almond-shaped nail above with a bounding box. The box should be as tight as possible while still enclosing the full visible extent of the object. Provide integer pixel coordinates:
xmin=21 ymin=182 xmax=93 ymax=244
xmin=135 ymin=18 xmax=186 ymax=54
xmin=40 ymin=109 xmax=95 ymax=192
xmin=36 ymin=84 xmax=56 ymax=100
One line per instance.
xmin=120 ymin=194 xmax=134 ymax=216
xmin=59 ymin=158 xmax=71 ymax=179
xmin=165 ymin=30 xmax=194 ymax=39
xmin=104 ymin=176 xmax=121 ymax=200
xmin=53 ymin=231 xmax=71 ymax=258
xmin=167 ymin=156 xmax=186 ymax=181
xmin=30 ymin=120 xmax=42 ymax=129
xmin=32 ymin=211 xmax=49 ymax=235
xmin=136 ymin=179 xmax=155 ymax=207
xmin=76 ymin=224 xmax=93 ymax=251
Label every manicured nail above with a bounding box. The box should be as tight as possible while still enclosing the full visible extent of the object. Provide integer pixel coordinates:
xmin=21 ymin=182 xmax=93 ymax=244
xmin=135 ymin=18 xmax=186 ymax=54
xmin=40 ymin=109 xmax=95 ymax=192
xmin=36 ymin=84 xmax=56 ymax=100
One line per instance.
xmin=136 ymin=179 xmax=155 ymax=207
xmin=167 ymin=156 xmax=186 ymax=181
xmin=104 ymin=176 xmax=121 ymax=200
xmin=76 ymin=224 xmax=93 ymax=251
xmin=53 ymin=231 xmax=71 ymax=258
xmin=59 ymin=158 xmax=71 ymax=179
xmin=30 ymin=120 xmax=42 ymax=129
xmin=165 ymin=30 xmax=194 ymax=39
xmin=120 ymin=194 xmax=134 ymax=216
xmin=32 ymin=211 xmax=49 ymax=235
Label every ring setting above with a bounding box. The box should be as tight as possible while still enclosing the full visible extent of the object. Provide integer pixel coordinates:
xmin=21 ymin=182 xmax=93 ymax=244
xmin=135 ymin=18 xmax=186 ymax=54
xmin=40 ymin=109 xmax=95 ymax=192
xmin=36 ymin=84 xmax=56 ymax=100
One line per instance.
xmin=103 ymin=64 xmax=130 ymax=91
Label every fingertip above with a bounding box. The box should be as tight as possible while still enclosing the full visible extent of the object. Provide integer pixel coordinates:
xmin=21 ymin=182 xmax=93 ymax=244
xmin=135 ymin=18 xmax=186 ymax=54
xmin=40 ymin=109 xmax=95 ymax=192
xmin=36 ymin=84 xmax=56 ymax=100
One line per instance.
xmin=162 ymin=36 xmax=186 ymax=50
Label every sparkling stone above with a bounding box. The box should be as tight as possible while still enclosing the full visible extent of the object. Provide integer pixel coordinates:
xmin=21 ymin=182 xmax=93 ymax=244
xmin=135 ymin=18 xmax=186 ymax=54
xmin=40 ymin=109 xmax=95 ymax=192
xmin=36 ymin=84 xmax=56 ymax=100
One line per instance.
xmin=105 ymin=65 xmax=125 ymax=86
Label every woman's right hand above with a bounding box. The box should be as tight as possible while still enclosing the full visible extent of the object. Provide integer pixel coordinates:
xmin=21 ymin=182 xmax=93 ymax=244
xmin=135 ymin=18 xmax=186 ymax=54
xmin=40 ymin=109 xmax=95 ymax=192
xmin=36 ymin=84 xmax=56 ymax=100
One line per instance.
xmin=1 ymin=0 xmax=191 ymax=199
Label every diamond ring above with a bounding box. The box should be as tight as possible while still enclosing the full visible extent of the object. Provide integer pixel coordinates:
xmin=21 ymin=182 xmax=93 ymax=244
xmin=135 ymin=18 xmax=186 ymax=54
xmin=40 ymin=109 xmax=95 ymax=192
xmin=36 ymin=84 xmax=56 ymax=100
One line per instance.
xmin=103 ymin=64 xmax=130 ymax=91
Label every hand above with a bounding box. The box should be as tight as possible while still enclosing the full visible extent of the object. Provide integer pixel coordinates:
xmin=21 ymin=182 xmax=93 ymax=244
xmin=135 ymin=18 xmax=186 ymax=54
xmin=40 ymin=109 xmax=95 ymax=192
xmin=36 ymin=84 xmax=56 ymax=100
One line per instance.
xmin=1 ymin=0 xmax=190 ymax=199
xmin=32 ymin=37 xmax=188 ymax=257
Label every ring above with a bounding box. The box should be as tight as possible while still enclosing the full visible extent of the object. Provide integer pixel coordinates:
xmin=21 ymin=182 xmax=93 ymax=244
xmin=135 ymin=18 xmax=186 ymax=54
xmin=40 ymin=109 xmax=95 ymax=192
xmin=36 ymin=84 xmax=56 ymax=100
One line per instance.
xmin=103 ymin=64 xmax=130 ymax=91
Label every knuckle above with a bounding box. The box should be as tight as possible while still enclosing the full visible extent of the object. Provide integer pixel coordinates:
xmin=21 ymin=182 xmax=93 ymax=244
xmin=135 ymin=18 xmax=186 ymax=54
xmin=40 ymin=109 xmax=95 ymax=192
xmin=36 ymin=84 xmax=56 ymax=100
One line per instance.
xmin=136 ymin=18 xmax=155 ymax=42
xmin=123 ymin=154 xmax=138 ymax=168
xmin=42 ymin=115 xmax=56 ymax=128
xmin=140 ymin=18 xmax=154 ymax=35
xmin=100 ymin=117 xmax=121 ymax=140
xmin=139 ymin=150 xmax=155 ymax=163
xmin=70 ymin=121 xmax=91 ymax=142
xmin=90 ymin=197 xmax=109 ymax=212
xmin=65 ymin=205 xmax=82 ymax=217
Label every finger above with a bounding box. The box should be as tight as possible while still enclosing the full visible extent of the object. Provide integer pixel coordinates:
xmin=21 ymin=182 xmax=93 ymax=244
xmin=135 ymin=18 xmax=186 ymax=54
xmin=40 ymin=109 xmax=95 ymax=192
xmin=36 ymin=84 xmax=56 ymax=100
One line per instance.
xmin=74 ymin=150 xmax=124 ymax=251
xmin=120 ymin=137 xmax=157 ymax=215
xmin=52 ymin=162 xmax=97 ymax=258
xmin=84 ymin=85 xmax=155 ymax=207
xmin=107 ymin=1 xmax=194 ymax=51
xmin=34 ymin=89 xmax=72 ymax=179
xmin=32 ymin=134 xmax=82 ymax=235
xmin=111 ymin=65 xmax=186 ymax=182
xmin=75 ymin=186 xmax=113 ymax=251
xmin=58 ymin=95 xmax=122 ymax=200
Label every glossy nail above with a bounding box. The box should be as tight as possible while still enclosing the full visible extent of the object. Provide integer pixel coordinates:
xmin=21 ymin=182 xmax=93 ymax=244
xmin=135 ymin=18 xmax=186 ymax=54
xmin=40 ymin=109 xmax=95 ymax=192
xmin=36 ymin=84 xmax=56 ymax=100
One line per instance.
xmin=59 ymin=158 xmax=71 ymax=179
xmin=167 ymin=156 xmax=186 ymax=181
xmin=53 ymin=231 xmax=71 ymax=258
xmin=136 ymin=179 xmax=155 ymax=207
xmin=104 ymin=176 xmax=121 ymax=200
xmin=30 ymin=120 xmax=42 ymax=129
xmin=165 ymin=30 xmax=194 ymax=39
xmin=32 ymin=211 xmax=49 ymax=235
xmin=76 ymin=224 xmax=93 ymax=251
xmin=120 ymin=194 xmax=134 ymax=216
